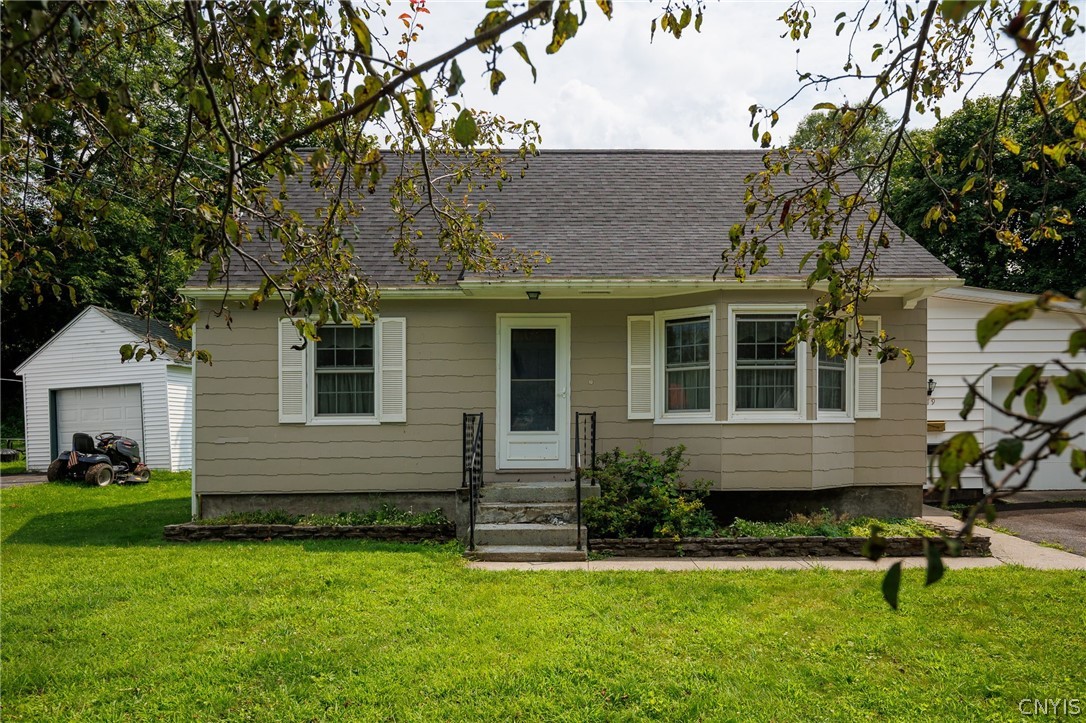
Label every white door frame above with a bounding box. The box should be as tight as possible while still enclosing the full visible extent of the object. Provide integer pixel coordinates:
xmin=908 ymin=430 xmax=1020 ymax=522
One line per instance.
xmin=496 ymin=314 xmax=571 ymax=470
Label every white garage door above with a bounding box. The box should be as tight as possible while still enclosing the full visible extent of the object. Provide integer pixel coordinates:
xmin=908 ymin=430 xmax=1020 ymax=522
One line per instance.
xmin=987 ymin=376 xmax=1086 ymax=491
xmin=55 ymin=385 xmax=144 ymax=454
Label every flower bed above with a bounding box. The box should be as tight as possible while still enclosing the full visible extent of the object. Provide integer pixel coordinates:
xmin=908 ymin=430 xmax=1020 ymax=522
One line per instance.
xmin=590 ymin=525 xmax=991 ymax=558
xmin=164 ymin=504 xmax=455 ymax=543
xmin=164 ymin=522 xmax=455 ymax=543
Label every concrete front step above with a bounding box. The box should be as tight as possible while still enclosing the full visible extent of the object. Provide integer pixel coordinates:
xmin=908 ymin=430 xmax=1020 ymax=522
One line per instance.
xmin=477 ymin=501 xmax=578 ymax=525
xmin=480 ymin=481 xmax=599 ymax=504
xmin=469 ymin=545 xmax=587 ymax=562
xmin=474 ymin=522 xmax=587 ymax=547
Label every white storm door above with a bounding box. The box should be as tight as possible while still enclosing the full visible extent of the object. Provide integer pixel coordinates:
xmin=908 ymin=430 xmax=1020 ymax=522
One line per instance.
xmin=497 ymin=315 xmax=570 ymax=470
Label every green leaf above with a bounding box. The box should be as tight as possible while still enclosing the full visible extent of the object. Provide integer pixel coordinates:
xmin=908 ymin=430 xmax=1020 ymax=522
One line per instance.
xmin=923 ymin=540 xmax=945 ymax=586
xmin=960 ymin=388 xmax=976 ymax=420
xmin=938 ymin=432 xmax=982 ymax=487
xmin=994 ymin=437 xmax=1024 ymax=468
xmin=1068 ymin=330 xmax=1086 ymax=356
xmin=939 ymin=1 xmax=983 ymax=23
xmin=452 ymin=108 xmax=479 ymax=148
xmin=862 ymin=527 xmax=887 ymax=561
xmin=120 ymin=344 xmax=135 ymax=362
xmin=976 ymin=300 xmax=1036 ymax=348
xmin=881 ymin=561 xmax=903 ymax=610
xmin=489 ymin=69 xmax=506 ymax=95
xmin=812 ymin=102 xmax=837 ymax=111
xmin=348 ymin=16 xmax=373 ymax=56
xmin=1071 ymin=448 xmax=1086 ymax=478
xmin=29 ymin=102 xmax=54 ymax=126
xmin=447 ymin=59 xmax=466 ymax=97
xmin=1024 ymin=387 xmax=1047 ymax=418
xmin=511 ymin=41 xmax=537 ymax=83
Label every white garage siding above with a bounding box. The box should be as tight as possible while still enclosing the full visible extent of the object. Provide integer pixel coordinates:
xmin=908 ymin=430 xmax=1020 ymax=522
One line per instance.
xmin=167 ymin=365 xmax=193 ymax=470
xmin=16 ymin=307 xmax=186 ymax=472
xmin=928 ymin=288 xmax=1086 ymax=491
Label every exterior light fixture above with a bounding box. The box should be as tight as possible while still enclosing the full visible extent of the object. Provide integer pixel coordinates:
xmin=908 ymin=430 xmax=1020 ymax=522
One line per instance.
xmin=526 ymin=290 xmax=541 ymax=300
xmin=927 ymin=378 xmax=937 ymax=396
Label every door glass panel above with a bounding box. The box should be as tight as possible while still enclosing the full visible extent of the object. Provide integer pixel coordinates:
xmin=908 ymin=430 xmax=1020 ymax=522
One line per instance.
xmin=510 ymin=328 xmax=556 ymax=431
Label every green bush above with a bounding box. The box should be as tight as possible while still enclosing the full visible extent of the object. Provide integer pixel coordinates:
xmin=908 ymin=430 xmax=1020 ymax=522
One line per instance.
xmin=583 ymin=445 xmax=716 ymax=538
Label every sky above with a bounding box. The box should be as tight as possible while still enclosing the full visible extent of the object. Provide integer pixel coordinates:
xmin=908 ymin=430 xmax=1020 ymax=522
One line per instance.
xmin=398 ymin=0 xmax=1084 ymax=149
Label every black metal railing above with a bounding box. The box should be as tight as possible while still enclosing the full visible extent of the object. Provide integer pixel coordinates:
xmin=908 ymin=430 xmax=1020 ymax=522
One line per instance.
xmin=462 ymin=412 xmax=484 ymax=552
xmin=574 ymin=411 xmax=597 ymax=551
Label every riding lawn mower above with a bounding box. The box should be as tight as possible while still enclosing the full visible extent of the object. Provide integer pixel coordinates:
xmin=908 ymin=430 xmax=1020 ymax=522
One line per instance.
xmin=46 ymin=432 xmax=151 ymax=486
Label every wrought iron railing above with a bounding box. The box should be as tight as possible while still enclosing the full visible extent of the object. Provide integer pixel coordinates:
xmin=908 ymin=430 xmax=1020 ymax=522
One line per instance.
xmin=462 ymin=412 xmax=484 ymax=552
xmin=574 ymin=411 xmax=597 ymax=551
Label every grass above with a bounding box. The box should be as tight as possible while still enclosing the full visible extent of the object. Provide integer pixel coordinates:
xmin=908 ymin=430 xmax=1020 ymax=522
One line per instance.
xmin=1 ymin=459 xmax=27 ymax=475
xmin=3 ymin=477 xmax=1085 ymax=721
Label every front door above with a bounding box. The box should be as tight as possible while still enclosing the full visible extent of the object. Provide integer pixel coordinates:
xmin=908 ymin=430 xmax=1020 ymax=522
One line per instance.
xmin=497 ymin=315 xmax=570 ymax=470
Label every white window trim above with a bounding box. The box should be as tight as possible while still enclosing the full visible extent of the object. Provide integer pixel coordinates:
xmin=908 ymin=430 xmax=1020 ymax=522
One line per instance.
xmin=728 ymin=304 xmax=808 ymax=422
xmin=306 ymin=322 xmax=382 ymax=426
xmin=655 ymin=305 xmax=716 ymax=422
xmin=815 ymin=344 xmax=854 ymax=421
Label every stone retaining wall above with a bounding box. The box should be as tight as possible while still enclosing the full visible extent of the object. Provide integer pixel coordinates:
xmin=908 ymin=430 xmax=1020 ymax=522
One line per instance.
xmin=589 ymin=534 xmax=990 ymax=558
xmin=164 ymin=522 xmax=455 ymax=543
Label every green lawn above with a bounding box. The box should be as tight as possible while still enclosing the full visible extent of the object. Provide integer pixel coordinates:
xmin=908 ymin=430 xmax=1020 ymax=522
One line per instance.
xmin=2 ymin=477 xmax=1083 ymax=722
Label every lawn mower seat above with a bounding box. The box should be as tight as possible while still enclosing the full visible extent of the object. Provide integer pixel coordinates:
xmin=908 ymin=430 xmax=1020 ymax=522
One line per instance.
xmin=72 ymin=433 xmax=96 ymax=455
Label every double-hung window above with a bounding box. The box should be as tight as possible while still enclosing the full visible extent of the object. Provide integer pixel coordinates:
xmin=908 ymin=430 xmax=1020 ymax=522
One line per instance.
xmin=315 ymin=326 xmax=375 ymax=416
xmin=664 ymin=316 xmax=712 ymax=413
xmin=278 ymin=317 xmax=407 ymax=425
xmin=729 ymin=306 xmax=806 ymax=420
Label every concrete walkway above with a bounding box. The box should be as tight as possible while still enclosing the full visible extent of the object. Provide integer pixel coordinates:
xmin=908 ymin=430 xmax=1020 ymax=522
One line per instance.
xmin=0 ymin=472 xmax=46 ymax=488
xmin=467 ymin=505 xmax=1086 ymax=572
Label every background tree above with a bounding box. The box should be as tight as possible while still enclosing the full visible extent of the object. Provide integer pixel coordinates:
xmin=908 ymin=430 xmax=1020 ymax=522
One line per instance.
xmin=789 ymin=104 xmax=894 ymax=184
xmin=888 ymin=92 xmax=1086 ymax=295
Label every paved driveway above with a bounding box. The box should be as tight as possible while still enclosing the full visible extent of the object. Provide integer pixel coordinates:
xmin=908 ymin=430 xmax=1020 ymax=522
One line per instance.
xmin=0 ymin=473 xmax=46 ymax=489
xmin=995 ymin=505 xmax=1086 ymax=557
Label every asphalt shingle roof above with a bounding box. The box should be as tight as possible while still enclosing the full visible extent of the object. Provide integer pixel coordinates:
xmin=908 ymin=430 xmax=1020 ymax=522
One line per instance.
xmin=95 ymin=306 xmax=191 ymax=356
xmin=188 ymin=149 xmax=955 ymax=289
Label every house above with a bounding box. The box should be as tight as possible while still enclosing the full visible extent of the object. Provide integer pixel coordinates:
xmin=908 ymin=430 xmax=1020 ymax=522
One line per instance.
xmin=16 ymin=306 xmax=193 ymax=473
xmin=927 ymin=286 xmax=1086 ymax=491
xmin=183 ymin=150 xmax=960 ymax=547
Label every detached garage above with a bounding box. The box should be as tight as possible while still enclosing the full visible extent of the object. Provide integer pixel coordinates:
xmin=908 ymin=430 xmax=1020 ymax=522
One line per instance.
xmin=927 ymin=287 xmax=1086 ymax=491
xmin=16 ymin=306 xmax=192 ymax=472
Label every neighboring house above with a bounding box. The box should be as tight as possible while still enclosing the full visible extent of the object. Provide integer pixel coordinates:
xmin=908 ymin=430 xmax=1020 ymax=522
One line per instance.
xmin=16 ymin=306 xmax=193 ymax=473
xmin=927 ymin=286 xmax=1086 ymax=491
xmin=184 ymin=150 xmax=960 ymax=530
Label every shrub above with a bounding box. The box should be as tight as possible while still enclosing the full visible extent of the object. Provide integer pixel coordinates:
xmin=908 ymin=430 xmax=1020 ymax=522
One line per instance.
xmin=724 ymin=509 xmax=933 ymax=538
xmin=583 ymin=445 xmax=716 ymax=538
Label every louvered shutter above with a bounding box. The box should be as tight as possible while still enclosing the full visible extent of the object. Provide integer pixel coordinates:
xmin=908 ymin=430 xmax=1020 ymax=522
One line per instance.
xmin=628 ymin=316 xmax=655 ymax=419
xmin=378 ymin=317 xmax=407 ymax=423
xmin=855 ymin=317 xmax=881 ymax=418
xmin=279 ymin=318 xmax=308 ymax=423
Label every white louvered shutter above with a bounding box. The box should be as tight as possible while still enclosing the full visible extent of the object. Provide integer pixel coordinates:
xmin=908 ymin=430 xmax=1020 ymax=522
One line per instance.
xmin=628 ymin=316 xmax=655 ymax=419
xmin=279 ymin=318 xmax=308 ymax=423
xmin=855 ymin=317 xmax=882 ymax=419
xmin=378 ymin=317 xmax=407 ymax=423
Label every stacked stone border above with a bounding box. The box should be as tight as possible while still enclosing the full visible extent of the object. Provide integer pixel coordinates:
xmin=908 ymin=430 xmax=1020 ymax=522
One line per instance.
xmin=590 ymin=532 xmax=990 ymax=558
xmin=164 ymin=522 xmax=455 ymax=543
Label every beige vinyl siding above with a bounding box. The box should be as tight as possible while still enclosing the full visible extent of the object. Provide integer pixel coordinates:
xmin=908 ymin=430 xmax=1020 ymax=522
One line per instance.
xmin=194 ymin=291 xmax=930 ymax=495
xmin=853 ymin=299 xmax=927 ymax=487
